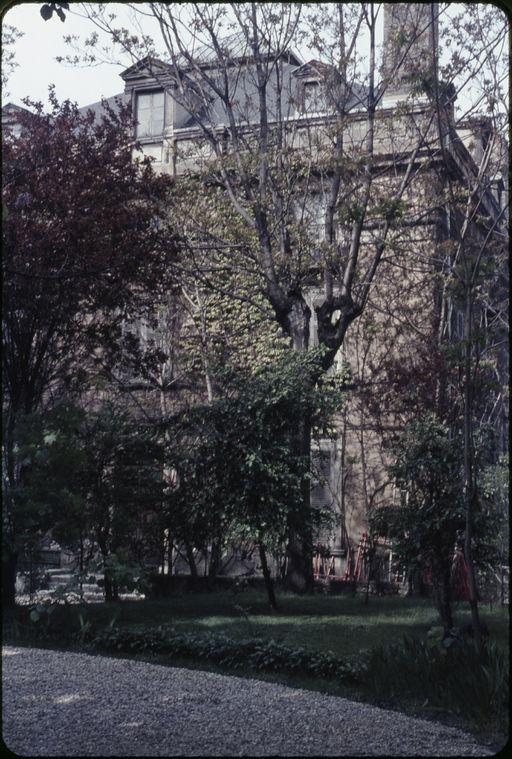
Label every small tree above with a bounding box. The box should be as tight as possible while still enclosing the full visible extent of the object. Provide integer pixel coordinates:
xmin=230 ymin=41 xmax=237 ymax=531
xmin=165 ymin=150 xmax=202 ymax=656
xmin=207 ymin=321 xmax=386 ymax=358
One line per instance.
xmin=77 ymin=403 xmax=166 ymax=601
xmin=371 ymin=415 xmax=465 ymax=631
xmin=4 ymin=402 xmax=86 ymax=598
xmin=165 ymin=349 xmax=344 ymax=606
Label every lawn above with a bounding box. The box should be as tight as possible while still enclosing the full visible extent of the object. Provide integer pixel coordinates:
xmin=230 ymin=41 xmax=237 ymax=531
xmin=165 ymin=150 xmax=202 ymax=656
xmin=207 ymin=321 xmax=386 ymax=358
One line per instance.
xmin=4 ymin=590 xmax=509 ymax=749
xmin=6 ymin=589 xmax=509 ymax=659
xmin=51 ymin=590 xmax=508 ymax=660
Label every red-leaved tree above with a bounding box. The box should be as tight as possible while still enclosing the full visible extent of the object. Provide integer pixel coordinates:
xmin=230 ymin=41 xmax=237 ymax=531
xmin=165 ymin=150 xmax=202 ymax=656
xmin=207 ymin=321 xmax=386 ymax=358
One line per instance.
xmin=2 ymin=89 xmax=179 ymax=605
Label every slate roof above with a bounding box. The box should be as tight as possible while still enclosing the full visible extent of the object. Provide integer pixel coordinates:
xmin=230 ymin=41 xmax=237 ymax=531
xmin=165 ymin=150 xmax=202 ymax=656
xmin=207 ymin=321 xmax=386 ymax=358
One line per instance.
xmin=78 ymin=92 xmax=130 ymax=119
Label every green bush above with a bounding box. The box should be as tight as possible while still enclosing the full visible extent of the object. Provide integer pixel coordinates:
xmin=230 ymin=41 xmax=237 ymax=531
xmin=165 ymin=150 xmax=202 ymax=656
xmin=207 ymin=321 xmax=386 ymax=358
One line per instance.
xmin=365 ymin=633 xmax=509 ymax=725
xmin=91 ymin=625 xmax=364 ymax=682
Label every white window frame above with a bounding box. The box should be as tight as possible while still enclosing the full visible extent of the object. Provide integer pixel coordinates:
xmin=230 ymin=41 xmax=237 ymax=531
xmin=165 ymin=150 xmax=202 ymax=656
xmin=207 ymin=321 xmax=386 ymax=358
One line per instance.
xmin=136 ymin=90 xmax=165 ymax=139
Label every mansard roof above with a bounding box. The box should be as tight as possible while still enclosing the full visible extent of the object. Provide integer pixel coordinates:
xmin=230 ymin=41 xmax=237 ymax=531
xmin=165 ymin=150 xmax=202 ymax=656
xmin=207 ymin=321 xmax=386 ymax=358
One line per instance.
xmin=174 ymin=30 xmax=302 ymax=69
xmin=79 ymin=92 xmax=130 ymax=119
xmin=2 ymin=102 xmax=32 ymax=115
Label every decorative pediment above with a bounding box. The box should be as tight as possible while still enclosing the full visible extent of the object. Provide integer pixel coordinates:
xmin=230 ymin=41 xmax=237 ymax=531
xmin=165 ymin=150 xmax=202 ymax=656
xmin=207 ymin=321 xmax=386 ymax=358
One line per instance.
xmin=292 ymin=60 xmax=333 ymax=81
xmin=120 ymin=55 xmax=174 ymax=83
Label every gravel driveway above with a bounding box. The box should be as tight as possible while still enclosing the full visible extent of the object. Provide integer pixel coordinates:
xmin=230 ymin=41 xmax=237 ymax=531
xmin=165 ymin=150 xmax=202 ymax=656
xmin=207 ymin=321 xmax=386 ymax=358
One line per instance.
xmin=2 ymin=646 xmax=495 ymax=757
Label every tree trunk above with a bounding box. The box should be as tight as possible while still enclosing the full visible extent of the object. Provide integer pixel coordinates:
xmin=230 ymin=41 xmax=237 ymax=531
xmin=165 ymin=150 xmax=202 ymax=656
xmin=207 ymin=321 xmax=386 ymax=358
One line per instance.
xmin=2 ymin=548 xmax=18 ymax=608
xmin=432 ymin=559 xmax=453 ymax=632
xmin=278 ymin=298 xmax=315 ymax=594
xmin=185 ymin=541 xmax=199 ymax=589
xmin=3 ymin=410 xmax=20 ymax=608
xmin=462 ymin=288 xmax=483 ymax=654
xmin=104 ymin=572 xmax=114 ymax=603
xmin=208 ymin=539 xmax=222 ymax=581
xmin=167 ymin=532 xmax=173 ymax=575
xmin=285 ymin=395 xmax=314 ymax=593
xmin=258 ymin=541 xmax=277 ymax=610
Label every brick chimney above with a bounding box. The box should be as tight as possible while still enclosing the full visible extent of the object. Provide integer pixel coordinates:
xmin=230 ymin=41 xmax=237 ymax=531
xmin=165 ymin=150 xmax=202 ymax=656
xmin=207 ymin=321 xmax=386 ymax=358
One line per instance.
xmin=381 ymin=3 xmax=438 ymax=97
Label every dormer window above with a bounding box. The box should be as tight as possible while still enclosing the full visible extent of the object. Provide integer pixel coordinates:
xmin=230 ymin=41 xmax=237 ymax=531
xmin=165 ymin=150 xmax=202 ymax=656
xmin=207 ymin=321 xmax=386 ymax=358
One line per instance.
xmin=136 ymin=90 xmax=165 ymax=138
xmin=302 ymin=80 xmax=326 ymax=115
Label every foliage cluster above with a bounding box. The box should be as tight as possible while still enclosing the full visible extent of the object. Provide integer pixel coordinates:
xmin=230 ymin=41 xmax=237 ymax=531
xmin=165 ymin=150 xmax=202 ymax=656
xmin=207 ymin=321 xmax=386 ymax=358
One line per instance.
xmin=366 ymin=633 xmax=509 ymax=726
xmin=167 ymin=349 xmax=345 ymax=552
xmin=91 ymin=625 xmax=363 ymax=682
xmin=7 ymin=348 xmax=345 ymax=606
xmin=370 ymin=414 xmax=503 ymax=629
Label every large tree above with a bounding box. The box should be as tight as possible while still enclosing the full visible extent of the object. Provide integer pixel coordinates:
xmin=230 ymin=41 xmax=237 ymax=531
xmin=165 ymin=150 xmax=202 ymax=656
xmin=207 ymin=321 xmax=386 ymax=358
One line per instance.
xmin=2 ymin=90 xmax=179 ymax=605
xmin=62 ymin=2 xmax=507 ymax=591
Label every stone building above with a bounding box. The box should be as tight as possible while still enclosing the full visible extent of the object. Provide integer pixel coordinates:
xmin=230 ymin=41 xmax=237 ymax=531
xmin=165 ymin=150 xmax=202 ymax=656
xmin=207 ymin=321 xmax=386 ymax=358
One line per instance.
xmin=3 ymin=3 xmax=507 ymax=586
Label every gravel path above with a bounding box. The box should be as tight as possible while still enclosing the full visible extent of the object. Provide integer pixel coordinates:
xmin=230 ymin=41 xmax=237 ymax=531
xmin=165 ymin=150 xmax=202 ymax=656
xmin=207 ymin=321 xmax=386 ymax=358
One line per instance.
xmin=2 ymin=646 xmax=495 ymax=757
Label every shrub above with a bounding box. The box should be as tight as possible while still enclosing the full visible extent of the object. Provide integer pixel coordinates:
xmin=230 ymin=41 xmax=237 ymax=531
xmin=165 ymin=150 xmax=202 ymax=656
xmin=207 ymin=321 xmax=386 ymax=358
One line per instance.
xmin=91 ymin=625 xmax=364 ymax=682
xmin=365 ymin=633 xmax=509 ymax=725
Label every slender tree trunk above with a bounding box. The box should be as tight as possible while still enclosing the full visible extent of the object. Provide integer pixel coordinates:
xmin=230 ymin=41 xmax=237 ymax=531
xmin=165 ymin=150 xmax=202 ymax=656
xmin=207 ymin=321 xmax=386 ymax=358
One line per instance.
xmin=440 ymin=565 xmax=454 ymax=631
xmin=3 ymin=410 xmax=20 ymax=607
xmin=432 ymin=556 xmax=453 ymax=632
xmin=363 ymin=540 xmax=377 ymax=605
xmin=2 ymin=548 xmax=18 ymax=608
xmin=185 ymin=541 xmax=199 ymax=589
xmin=258 ymin=541 xmax=277 ymax=610
xmin=167 ymin=532 xmax=173 ymax=575
xmin=208 ymin=539 xmax=221 ymax=583
xmin=285 ymin=394 xmax=315 ymax=593
xmin=104 ymin=573 xmax=114 ymax=603
xmin=462 ymin=287 xmax=483 ymax=653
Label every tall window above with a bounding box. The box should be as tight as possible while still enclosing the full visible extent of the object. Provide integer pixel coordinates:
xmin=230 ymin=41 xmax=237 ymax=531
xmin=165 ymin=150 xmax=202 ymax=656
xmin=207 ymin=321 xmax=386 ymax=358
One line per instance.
xmin=136 ymin=91 xmax=165 ymax=138
xmin=302 ymin=81 xmax=325 ymax=114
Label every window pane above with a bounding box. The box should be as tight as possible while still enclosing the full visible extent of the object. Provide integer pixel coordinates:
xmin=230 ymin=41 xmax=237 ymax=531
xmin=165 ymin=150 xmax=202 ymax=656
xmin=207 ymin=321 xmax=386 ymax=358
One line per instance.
xmin=152 ymin=91 xmax=164 ymax=108
xmin=137 ymin=109 xmax=152 ymax=137
xmin=136 ymin=91 xmax=165 ymax=137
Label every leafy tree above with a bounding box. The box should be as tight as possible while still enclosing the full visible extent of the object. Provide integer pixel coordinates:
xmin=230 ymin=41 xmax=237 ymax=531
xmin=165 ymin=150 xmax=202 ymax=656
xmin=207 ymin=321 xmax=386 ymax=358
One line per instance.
xmin=76 ymin=403 xmax=166 ymax=601
xmin=5 ymin=400 xmax=167 ymax=603
xmin=430 ymin=2 xmax=508 ymax=651
xmin=163 ymin=350 xmax=344 ymax=605
xmin=61 ymin=2 xmax=507 ymax=591
xmin=370 ymin=416 xmax=465 ymax=631
xmin=2 ymin=91 xmax=179 ymax=605
xmin=4 ymin=403 xmax=86 ymax=598
xmin=370 ymin=414 xmax=503 ymax=631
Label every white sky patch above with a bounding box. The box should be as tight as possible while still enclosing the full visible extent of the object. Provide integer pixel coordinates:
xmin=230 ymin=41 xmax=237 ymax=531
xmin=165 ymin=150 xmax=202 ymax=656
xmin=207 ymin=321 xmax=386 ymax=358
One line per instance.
xmin=2 ymin=2 xmax=125 ymax=108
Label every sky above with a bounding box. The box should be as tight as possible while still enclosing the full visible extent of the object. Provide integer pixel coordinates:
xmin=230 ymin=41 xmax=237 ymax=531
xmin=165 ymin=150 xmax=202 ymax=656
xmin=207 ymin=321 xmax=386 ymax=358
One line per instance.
xmin=2 ymin=2 xmax=508 ymax=119
xmin=2 ymin=2 xmax=130 ymax=108
xmin=1 ymin=1 xmax=375 ymax=110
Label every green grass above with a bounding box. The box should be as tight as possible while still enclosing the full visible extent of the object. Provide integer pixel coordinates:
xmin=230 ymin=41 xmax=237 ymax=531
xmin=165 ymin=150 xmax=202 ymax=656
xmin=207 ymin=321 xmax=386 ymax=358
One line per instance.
xmin=6 ymin=590 xmax=509 ymax=659
xmin=3 ymin=590 xmax=509 ymax=750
